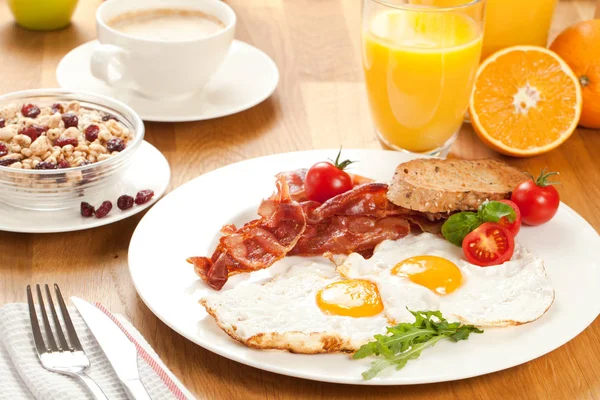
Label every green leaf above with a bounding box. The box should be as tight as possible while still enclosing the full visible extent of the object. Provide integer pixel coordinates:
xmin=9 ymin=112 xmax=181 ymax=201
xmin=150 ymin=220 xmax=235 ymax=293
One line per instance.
xmin=449 ymin=325 xmax=483 ymax=341
xmin=478 ymin=201 xmax=516 ymax=223
xmin=441 ymin=212 xmax=482 ymax=246
xmin=328 ymin=146 xmax=356 ymax=170
xmin=355 ymin=310 xmax=484 ymax=380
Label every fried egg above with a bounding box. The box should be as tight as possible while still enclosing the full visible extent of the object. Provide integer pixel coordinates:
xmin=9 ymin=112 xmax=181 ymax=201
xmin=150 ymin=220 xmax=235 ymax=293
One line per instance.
xmin=201 ymin=261 xmax=389 ymax=353
xmin=338 ymin=233 xmax=555 ymax=326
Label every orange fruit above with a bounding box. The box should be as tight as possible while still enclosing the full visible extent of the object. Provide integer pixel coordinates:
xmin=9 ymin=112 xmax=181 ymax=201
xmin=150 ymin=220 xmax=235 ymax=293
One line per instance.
xmin=550 ymin=19 xmax=600 ymax=129
xmin=469 ymin=46 xmax=582 ymax=157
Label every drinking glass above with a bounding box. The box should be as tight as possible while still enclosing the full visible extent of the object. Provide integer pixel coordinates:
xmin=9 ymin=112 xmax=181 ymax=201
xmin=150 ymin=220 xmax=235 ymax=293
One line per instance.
xmin=405 ymin=0 xmax=558 ymax=60
xmin=362 ymin=0 xmax=485 ymax=156
xmin=481 ymin=0 xmax=557 ymax=59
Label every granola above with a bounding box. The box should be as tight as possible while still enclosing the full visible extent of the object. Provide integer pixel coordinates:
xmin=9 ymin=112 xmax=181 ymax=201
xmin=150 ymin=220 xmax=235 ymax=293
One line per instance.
xmin=0 ymin=101 xmax=133 ymax=170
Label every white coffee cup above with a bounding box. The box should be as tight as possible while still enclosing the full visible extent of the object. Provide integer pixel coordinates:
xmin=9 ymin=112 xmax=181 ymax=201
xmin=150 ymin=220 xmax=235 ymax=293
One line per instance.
xmin=92 ymin=0 xmax=236 ymax=99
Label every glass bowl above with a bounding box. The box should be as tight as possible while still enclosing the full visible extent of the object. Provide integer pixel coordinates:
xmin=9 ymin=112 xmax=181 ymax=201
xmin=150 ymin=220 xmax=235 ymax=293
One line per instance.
xmin=0 ymin=89 xmax=144 ymax=210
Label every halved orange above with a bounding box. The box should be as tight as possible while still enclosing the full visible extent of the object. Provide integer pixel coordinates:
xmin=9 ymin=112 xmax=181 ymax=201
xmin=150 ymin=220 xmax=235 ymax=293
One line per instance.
xmin=469 ymin=46 xmax=582 ymax=157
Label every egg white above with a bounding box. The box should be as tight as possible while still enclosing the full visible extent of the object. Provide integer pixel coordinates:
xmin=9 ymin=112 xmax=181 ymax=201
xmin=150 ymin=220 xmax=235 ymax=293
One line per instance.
xmin=201 ymin=261 xmax=389 ymax=353
xmin=338 ymin=233 xmax=555 ymax=326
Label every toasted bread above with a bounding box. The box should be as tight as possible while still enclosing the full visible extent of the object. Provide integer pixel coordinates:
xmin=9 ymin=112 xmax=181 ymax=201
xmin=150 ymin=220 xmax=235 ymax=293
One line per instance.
xmin=387 ymin=159 xmax=529 ymax=213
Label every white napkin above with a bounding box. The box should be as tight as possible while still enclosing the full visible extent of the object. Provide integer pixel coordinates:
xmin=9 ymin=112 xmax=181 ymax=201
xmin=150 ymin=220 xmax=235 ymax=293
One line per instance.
xmin=0 ymin=303 xmax=196 ymax=400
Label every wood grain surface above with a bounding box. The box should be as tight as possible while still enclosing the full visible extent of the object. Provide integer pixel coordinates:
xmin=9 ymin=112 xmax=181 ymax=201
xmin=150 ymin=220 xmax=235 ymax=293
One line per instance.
xmin=0 ymin=0 xmax=599 ymax=399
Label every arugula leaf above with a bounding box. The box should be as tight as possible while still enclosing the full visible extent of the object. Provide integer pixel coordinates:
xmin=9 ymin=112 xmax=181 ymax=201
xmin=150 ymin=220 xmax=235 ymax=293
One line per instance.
xmin=354 ymin=309 xmax=483 ymax=380
xmin=478 ymin=201 xmax=516 ymax=223
xmin=441 ymin=212 xmax=481 ymax=246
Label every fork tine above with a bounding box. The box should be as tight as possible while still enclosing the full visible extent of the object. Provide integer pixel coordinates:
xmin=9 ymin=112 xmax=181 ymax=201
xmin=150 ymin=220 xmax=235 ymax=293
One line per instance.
xmin=54 ymin=284 xmax=83 ymax=351
xmin=27 ymin=285 xmax=48 ymax=355
xmin=35 ymin=284 xmax=59 ymax=352
xmin=45 ymin=284 xmax=70 ymax=351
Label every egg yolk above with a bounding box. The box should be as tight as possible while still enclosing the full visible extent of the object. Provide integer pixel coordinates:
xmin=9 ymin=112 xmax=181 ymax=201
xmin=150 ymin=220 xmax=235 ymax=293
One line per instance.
xmin=316 ymin=280 xmax=384 ymax=317
xmin=392 ymin=255 xmax=462 ymax=295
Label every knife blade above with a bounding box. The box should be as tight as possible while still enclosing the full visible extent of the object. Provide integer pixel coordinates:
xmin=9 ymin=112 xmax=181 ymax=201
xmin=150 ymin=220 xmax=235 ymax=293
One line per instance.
xmin=71 ymin=297 xmax=151 ymax=400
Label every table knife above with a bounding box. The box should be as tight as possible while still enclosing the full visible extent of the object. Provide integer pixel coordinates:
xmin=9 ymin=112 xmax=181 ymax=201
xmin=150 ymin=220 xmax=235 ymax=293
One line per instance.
xmin=71 ymin=297 xmax=151 ymax=400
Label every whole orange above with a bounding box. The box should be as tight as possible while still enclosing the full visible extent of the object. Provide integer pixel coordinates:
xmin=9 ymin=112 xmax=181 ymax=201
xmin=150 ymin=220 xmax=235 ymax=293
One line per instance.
xmin=550 ymin=19 xmax=600 ymax=129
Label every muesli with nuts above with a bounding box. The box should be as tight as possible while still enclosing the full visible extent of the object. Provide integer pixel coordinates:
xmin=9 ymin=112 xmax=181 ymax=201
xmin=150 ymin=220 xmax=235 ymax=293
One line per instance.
xmin=0 ymin=100 xmax=133 ymax=170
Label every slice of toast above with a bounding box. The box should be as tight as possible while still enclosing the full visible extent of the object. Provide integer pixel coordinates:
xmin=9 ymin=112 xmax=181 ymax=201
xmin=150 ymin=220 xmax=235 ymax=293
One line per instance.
xmin=387 ymin=159 xmax=529 ymax=213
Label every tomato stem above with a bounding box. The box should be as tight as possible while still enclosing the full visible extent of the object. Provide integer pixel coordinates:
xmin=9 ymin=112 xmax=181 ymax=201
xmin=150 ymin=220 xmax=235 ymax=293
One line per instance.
xmin=329 ymin=147 xmax=356 ymax=170
xmin=535 ymin=168 xmax=560 ymax=187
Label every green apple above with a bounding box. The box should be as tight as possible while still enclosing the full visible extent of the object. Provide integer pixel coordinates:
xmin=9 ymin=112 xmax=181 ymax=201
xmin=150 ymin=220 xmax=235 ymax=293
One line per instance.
xmin=8 ymin=0 xmax=79 ymax=31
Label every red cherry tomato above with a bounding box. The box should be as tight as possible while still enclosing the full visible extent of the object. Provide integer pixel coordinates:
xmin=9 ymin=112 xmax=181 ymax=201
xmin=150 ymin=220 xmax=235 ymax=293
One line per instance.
xmin=497 ymin=199 xmax=522 ymax=237
xmin=305 ymin=161 xmax=353 ymax=203
xmin=462 ymin=222 xmax=515 ymax=267
xmin=511 ymin=170 xmax=560 ymax=226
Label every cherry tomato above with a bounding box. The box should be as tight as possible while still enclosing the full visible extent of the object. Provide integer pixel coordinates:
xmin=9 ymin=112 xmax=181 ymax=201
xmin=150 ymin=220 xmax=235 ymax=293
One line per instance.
xmin=511 ymin=170 xmax=560 ymax=226
xmin=305 ymin=161 xmax=353 ymax=203
xmin=497 ymin=199 xmax=522 ymax=237
xmin=462 ymin=222 xmax=515 ymax=267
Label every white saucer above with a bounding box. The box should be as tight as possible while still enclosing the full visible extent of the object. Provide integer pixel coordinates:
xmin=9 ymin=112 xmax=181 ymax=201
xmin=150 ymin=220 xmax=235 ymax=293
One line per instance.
xmin=56 ymin=40 xmax=280 ymax=122
xmin=0 ymin=141 xmax=170 ymax=233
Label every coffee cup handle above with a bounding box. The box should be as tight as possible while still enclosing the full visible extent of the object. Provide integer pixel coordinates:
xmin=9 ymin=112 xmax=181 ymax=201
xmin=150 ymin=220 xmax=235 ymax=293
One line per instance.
xmin=90 ymin=44 xmax=133 ymax=89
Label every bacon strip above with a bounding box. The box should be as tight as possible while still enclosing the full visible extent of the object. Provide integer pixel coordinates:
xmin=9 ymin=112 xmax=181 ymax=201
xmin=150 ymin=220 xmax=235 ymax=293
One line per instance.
xmin=188 ymin=176 xmax=306 ymax=290
xmin=289 ymin=215 xmax=410 ymax=257
xmin=190 ymin=170 xmax=449 ymax=290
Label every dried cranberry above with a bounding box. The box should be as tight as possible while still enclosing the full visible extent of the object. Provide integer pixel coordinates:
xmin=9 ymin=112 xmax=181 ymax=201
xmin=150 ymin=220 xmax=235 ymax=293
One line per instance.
xmin=21 ymin=103 xmax=41 ymax=118
xmin=84 ymin=125 xmax=100 ymax=142
xmin=80 ymin=202 xmax=95 ymax=217
xmin=35 ymin=161 xmax=57 ymax=170
xmin=95 ymin=201 xmax=112 ymax=218
xmin=54 ymin=137 xmax=78 ymax=147
xmin=0 ymin=158 xmax=18 ymax=167
xmin=0 ymin=143 xmax=7 ymax=157
xmin=135 ymin=189 xmax=154 ymax=205
xmin=117 ymin=195 xmax=134 ymax=210
xmin=0 ymin=118 xmax=5 ymax=128
xmin=51 ymin=103 xmax=64 ymax=114
xmin=62 ymin=112 xmax=79 ymax=128
xmin=106 ymin=138 xmax=125 ymax=152
xmin=20 ymin=125 xmax=48 ymax=141
xmin=58 ymin=160 xmax=70 ymax=169
xmin=102 ymin=114 xmax=118 ymax=122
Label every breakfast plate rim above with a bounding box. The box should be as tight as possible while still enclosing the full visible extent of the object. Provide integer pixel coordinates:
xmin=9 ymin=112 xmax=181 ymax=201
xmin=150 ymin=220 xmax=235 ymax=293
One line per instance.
xmin=128 ymin=149 xmax=600 ymax=385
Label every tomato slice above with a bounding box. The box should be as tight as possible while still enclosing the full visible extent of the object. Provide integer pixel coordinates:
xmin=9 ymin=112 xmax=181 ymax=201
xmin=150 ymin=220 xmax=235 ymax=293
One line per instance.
xmin=462 ymin=222 xmax=515 ymax=267
xmin=497 ymin=199 xmax=522 ymax=237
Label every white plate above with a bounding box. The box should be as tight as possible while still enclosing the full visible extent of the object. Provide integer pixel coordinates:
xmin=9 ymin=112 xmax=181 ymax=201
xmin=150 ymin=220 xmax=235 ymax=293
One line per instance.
xmin=128 ymin=149 xmax=600 ymax=385
xmin=56 ymin=40 xmax=279 ymax=122
xmin=0 ymin=141 xmax=170 ymax=233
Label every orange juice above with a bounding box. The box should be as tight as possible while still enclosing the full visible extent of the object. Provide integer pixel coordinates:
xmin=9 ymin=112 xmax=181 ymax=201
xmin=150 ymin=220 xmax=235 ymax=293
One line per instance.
xmin=411 ymin=0 xmax=557 ymax=59
xmin=481 ymin=0 xmax=557 ymax=59
xmin=362 ymin=10 xmax=482 ymax=153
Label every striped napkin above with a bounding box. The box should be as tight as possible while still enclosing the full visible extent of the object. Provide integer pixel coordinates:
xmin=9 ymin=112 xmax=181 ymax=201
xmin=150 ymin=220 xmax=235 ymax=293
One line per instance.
xmin=0 ymin=303 xmax=196 ymax=400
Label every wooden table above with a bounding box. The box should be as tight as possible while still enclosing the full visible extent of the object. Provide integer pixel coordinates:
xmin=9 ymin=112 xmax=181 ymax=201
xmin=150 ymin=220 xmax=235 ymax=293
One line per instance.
xmin=1 ymin=0 xmax=599 ymax=399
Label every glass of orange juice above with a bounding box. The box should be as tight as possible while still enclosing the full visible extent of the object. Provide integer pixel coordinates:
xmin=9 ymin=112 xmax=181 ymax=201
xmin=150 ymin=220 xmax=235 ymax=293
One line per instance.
xmin=362 ymin=0 xmax=485 ymax=156
xmin=410 ymin=0 xmax=558 ymax=60
xmin=481 ymin=0 xmax=557 ymax=59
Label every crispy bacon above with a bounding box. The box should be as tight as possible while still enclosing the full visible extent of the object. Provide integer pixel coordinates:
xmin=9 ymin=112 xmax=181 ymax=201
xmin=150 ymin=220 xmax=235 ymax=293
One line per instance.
xmin=289 ymin=215 xmax=410 ymax=257
xmin=402 ymin=213 xmax=448 ymax=235
xmin=188 ymin=176 xmax=306 ymax=290
xmin=287 ymin=182 xmax=411 ymax=256
xmin=276 ymin=169 xmax=308 ymax=202
xmin=190 ymin=170 xmax=449 ymax=290
xmin=302 ymin=183 xmax=399 ymax=222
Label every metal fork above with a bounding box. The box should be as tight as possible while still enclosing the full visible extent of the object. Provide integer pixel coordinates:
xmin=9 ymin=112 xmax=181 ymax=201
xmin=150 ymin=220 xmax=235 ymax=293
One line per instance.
xmin=27 ymin=284 xmax=108 ymax=400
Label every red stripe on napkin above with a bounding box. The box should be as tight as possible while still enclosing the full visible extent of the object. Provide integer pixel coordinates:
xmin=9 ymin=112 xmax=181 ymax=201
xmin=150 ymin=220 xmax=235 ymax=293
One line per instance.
xmin=94 ymin=303 xmax=189 ymax=400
